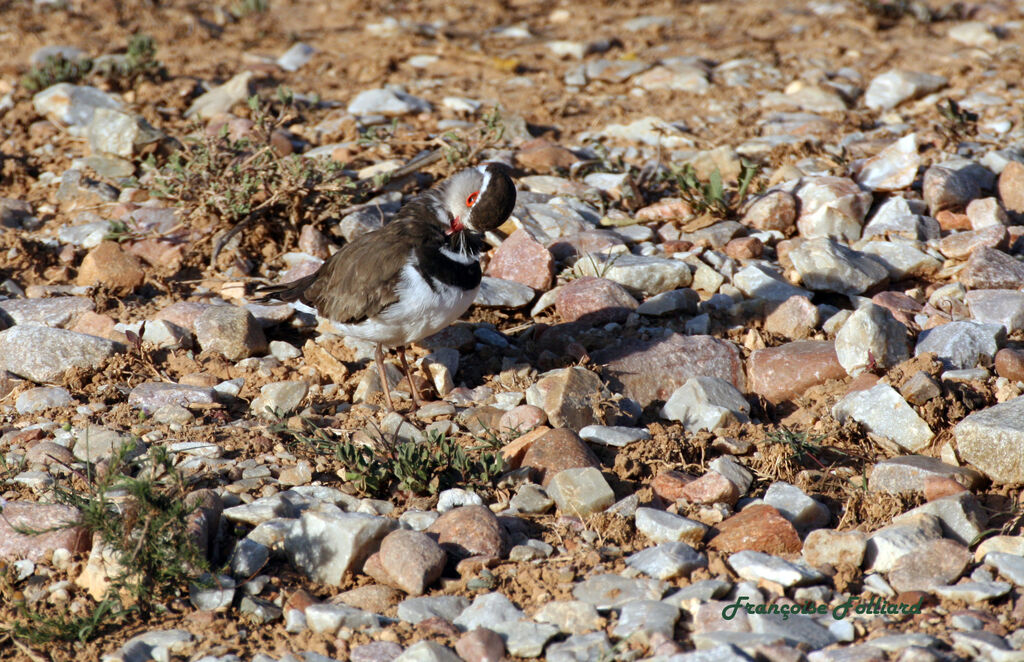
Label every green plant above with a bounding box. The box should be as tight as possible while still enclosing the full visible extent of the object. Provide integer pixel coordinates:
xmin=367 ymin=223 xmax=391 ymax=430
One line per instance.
xmin=937 ymin=98 xmax=978 ymax=143
xmin=765 ymin=426 xmax=828 ymax=469
xmin=21 ymin=54 xmax=92 ymax=92
xmin=232 ymin=0 xmax=269 ymax=17
xmin=7 ymin=599 xmax=121 ymax=645
xmin=95 ymin=34 xmax=165 ymax=88
xmin=441 ymin=106 xmax=507 ymax=169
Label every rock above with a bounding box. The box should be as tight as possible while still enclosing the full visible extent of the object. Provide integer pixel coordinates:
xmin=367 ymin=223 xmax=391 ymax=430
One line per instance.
xmin=794 ymin=176 xmax=873 ymax=241
xmin=966 ymin=290 xmax=1024 ymax=333
xmin=365 ymin=529 xmax=445 ymax=596
xmin=555 ymin=276 xmax=638 ymax=324
xmin=923 ymin=165 xmax=982 ymax=215
xmin=764 ymin=295 xmax=820 ymax=339
xmin=933 ymin=581 xmax=1011 ymax=603
xmin=348 ymin=87 xmax=431 ymax=115
xmin=485 ymin=229 xmax=554 ymax=291
xmin=729 ymin=551 xmax=825 ymax=587
xmin=709 ymin=504 xmax=803 ymax=555
xmin=0 ymin=296 xmax=94 ymax=328
xmin=966 ymin=197 xmax=1009 ymax=229
xmin=534 ymin=600 xmax=604 ymax=636
xmin=525 ymin=366 xmax=607 ymax=430
xmin=888 ymin=539 xmax=971 ymax=592
xmin=185 ymin=71 xmax=254 ymax=119
xmin=635 ymin=507 xmax=708 ymax=544
xmin=660 ymin=376 xmax=750 ymax=431
xmin=861 ymin=241 xmax=941 ymax=280
xmin=983 ymin=552 xmax=1024 ymax=586
xmin=856 ymin=134 xmax=921 ymax=192
xmin=499 ymin=405 xmax=547 ymax=433
xmin=0 ymin=502 xmax=89 ymax=561
xmin=515 ymin=139 xmax=578 ymax=172
xmin=24 ymin=441 xmax=74 ymax=466
xmin=626 ymin=541 xmax=707 ymax=580
xmin=456 ymin=628 xmax=505 ymax=662
xmin=578 ymin=425 xmax=650 ymax=447
xmin=87 ymin=108 xmax=163 ymax=158
xmin=802 ymin=529 xmax=867 ymax=569
xmin=914 ymin=320 xmax=1004 ymax=369
xmin=454 ymin=592 xmax=524 ymax=630
xmin=763 ymin=481 xmax=830 ymax=532
xmin=995 ymin=348 xmax=1024 ymax=382
xmin=72 ymin=425 xmax=138 ymax=462
xmin=33 ymin=83 xmax=122 ymax=126
xmin=394 ymin=641 xmax=461 ymax=662
xmin=194 ymin=306 xmax=267 ymax=360
xmin=109 ymin=630 xmax=195 ymax=662
xmin=834 ymin=303 xmax=909 ymax=376
xmin=731 ymin=264 xmax=811 ymax=302
xmin=142 ymin=320 xmax=193 ymax=349
xmin=547 ymin=467 xmax=616 ymax=517
xmin=572 ymin=252 xmax=692 ymax=296
xmin=938 ymin=225 xmax=1008 ymax=260
xmin=955 ymin=396 xmax=1024 ymax=484
xmin=948 ymin=21 xmax=999 ymax=47
xmin=742 ymin=191 xmax=798 ymax=234
xmin=277 ymin=42 xmax=316 ymax=71
xmin=250 ymin=381 xmax=309 ymax=419
xmin=397 ymin=595 xmax=469 ymax=624
xmin=190 ymin=573 xmax=236 ymax=611
xmin=0 ymin=325 xmax=124 ymax=382
xmin=545 ymin=633 xmax=612 ymax=662
xmin=426 ymin=505 xmax=505 ymax=561
xmin=612 ymin=600 xmax=679 ymax=638
xmin=634 ymin=58 xmax=710 ymax=93
xmin=128 ymin=382 xmax=217 ymax=413
xmin=865 ymin=517 xmax=944 ymax=572
xmin=832 ymin=384 xmax=933 ymax=452
xmin=572 ymin=574 xmax=667 ymax=610
xmin=15 ymin=386 xmax=72 ymax=414
xmin=864 ymin=70 xmax=947 ymax=110
xmin=892 ymin=493 xmax=987 ymax=546
xmin=636 ymin=288 xmax=700 ymax=316
xmin=869 ymin=456 xmax=983 ymax=494
xmin=601 ymin=116 xmax=694 ymax=149
xmin=520 ymin=428 xmax=601 ymax=486
xmin=748 ymin=341 xmax=846 ymax=404
xmin=509 ymin=483 xmax=554 ymax=514
xmin=475 ymin=277 xmax=535 ymax=308
xmin=998 ymin=161 xmax=1024 ymax=214
xmin=285 ymin=511 xmax=397 ymax=585
xmin=592 ymin=333 xmax=745 ymax=407
xmin=788 ymin=238 xmax=889 ymax=295
xmin=959 ymin=248 xmax=1024 ymax=290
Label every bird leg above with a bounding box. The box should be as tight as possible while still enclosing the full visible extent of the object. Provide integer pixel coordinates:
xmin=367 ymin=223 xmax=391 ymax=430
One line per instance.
xmin=397 ymin=345 xmax=424 ymax=409
xmin=374 ymin=342 xmax=396 ymax=412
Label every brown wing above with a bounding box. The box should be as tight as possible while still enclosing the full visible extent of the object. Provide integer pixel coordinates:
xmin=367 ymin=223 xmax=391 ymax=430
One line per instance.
xmin=304 ymin=217 xmax=434 ymax=324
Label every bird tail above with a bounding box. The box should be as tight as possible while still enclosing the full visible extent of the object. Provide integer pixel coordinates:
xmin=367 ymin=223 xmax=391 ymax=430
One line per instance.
xmin=253 ymin=273 xmax=317 ymax=304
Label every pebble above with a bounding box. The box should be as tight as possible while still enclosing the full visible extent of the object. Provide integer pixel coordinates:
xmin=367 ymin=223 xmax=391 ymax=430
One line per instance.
xmin=802 ymin=529 xmax=867 ymax=568
xmin=709 ymin=504 xmax=802 ymax=555
xmin=728 ymin=550 xmax=825 ymax=587
xmin=635 ymin=287 xmax=699 ymax=316
xmin=832 ymin=384 xmax=934 ymax=452
xmin=277 ymin=42 xmax=316 ymax=71
xmin=865 ymin=518 xmax=943 ymax=572
xmin=348 ymin=87 xmax=431 ymax=115
xmin=194 ymin=306 xmax=268 ymax=361
xmin=888 ymin=539 xmax=971 ymax=592
xmin=788 ymin=238 xmax=889 ymax=295
xmin=764 ymin=295 xmax=819 ymax=339
xmin=456 ymin=628 xmax=505 ymax=662
xmin=72 ymin=424 xmax=138 ymax=462
xmin=128 ymin=382 xmax=217 ymax=413
xmin=763 ymin=481 xmax=830 ymax=532
xmin=351 ymin=641 xmax=404 ymax=662
xmin=748 ymin=340 xmax=846 ymax=404
xmin=189 ymin=574 xmax=236 ymax=611
xmin=285 ymin=511 xmax=397 ymax=585
xmin=914 ymin=320 xmax=1004 ymax=369
xmin=995 ymin=348 xmax=1024 ymax=381
xmin=572 ymin=252 xmax=692 ymax=296
xmin=475 ymin=277 xmax=535 ymax=308
xmin=954 ymin=396 xmax=1024 ymax=484
xmin=33 ymin=83 xmax=122 ymax=126
xmin=546 ymin=467 xmax=615 ymax=517
xmin=660 ymin=376 xmax=750 ymax=431
xmin=509 ymin=483 xmax=554 ymax=514
xmin=794 ymin=176 xmax=873 ymax=241
xmin=394 ymin=641 xmax=461 ymax=662
xmin=933 ymin=581 xmax=1012 ymax=603
xmin=397 ymin=595 xmax=469 ymax=624
xmin=959 ymin=247 xmax=1024 ymax=290
xmin=0 ymin=325 xmax=124 ymax=382
xmin=626 ymin=542 xmax=707 ymax=580
xmin=554 ymin=276 xmax=638 ymax=324
xmin=185 ymin=71 xmax=254 ymax=119
xmin=834 ymin=303 xmax=909 ymax=376
xmin=965 ymin=290 xmax=1024 ymax=333
xmin=572 ymin=574 xmax=667 ymax=610
xmin=545 ymin=633 xmax=612 ymax=662
xmin=856 ymin=134 xmax=920 ymax=192
xmin=864 ymin=70 xmax=947 ymax=110
xmin=869 ymin=455 xmax=981 ymax=494
xmin=520 ymin=428 xmax=601 ymax=486
xmin=524 ymin=367 xmax=607 ymax=430
xmin=485 ymin=229 xmax=554 ymax=291
xmin=15 ymin=386 xmax=72 ymax=414
xmin=426 ymin=505 xmax=505 ymax=561
xmin=250 ymin=381 xmax=308 ymax=419
xmin=578 ymin=424 xmax=650 ymax=447
xmin=0 ymin=296 xmax=94 ymax=327
xmin=365 ymin=529 xmax=445 ymax=596
xmin=0 ymin=502 xmax=89 ymax=561
xmin=612 ymin=599 xmax=679 ymax=638
xmin=635 ymin=507 xmax=708 ymax=545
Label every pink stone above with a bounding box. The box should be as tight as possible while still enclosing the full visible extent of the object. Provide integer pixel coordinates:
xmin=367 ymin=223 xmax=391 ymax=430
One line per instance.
xmin=591 ymin=332 xmax=745 ymax=407
xmin=680 ymin=471 xmax=740 ymax=505
xmin=0 ymin=502 xmax=90 ymax=561
xmin=298 ymin=224 xmax=334 ymax=259
xmin=748 ymin=340 xmax=846 ymax=404
xmin=426 ymin=505 xmax=505 ymax=561
xmin=498 ymin=404 xmax=547 ymax=433
xmin=724 ymin=236 xmax=763 ymax=260
xmin=485 ymin=229 xmax=555 ymax=291
xmin=555 ymin=276 xmax=638 ymax=324
xmin=998 ymin=161 xmax=1024 ymax=214
xmin=651 ymin=470 xmax=696 ymax=502
xmin=709 ymin=504 xmax=802 ymax=555
xmin=938 ymin=224 xmax=1008 ymax=260
xmin=959 ymin=247 xmax=1024 ymax=289
xmin=764 ymin=295 xmax=818 ymax=339
xmin=871 ymin=291 xmax=923 ymax=329
xmin=741 ymin=191 xmax=798 ymax=234
xmin=155 ymin=301 xmax=214 ymax=333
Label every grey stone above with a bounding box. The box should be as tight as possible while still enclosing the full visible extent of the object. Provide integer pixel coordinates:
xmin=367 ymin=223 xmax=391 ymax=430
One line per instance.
xmin=533 ymin=601 xmax=603 ymax=635
xmin=277 ymin=42 xmax=316 ymax=71
xmin=915 ymin=320 xmax=1004 ymax=369
xmin=454 ymin=592 xmax=524 ymax=630
xmin=0 ymin=325 xmax=123 ymax=382
xmin=72 ymin=425 xmax=139 ymax=463
xmin=794 ymin=176 xmax=872 ymax=241
xmin=0 ymin=296 xmax=94 ymax=328
xmin=185 ymin=71 xmax=254 ymax=119
xmin=393 ymin=641 xmax=461 ymax=662
xmin=112 ymin=629 xmax=195 ymax=662
xmin=635 ymin=507 xmax=708 ymax=545
xmin=892 ymin=493 xmax=987 ymax=546
xmin=230 ymin=538 xmax=270 ymax=577
xmin=864 ymin=70 xmax=947 ymax=110
xmin=865 ymin=518 xmax=943 ymax=572
xmin=306 ymin=603 xmax=380 ymax=633
xmin=475 ymin=277 xmax=535 ymax=308
xmin=901 ymin=370 xmax=942 ymax=406
xmin=670 ymin=644 xmax=754 ymax=661
xmin=397 ymin=595 xmax=469 ymax=624
xmin=749 ymin=612 xmax=837 ymax=650
xmin=238 ymin=596 xmax=282 ymax=624
xmin=572 ymin=573 xmax=667 ymax=610
xmin=626 ymin=542 xmax=707 ymax=580
xmin=189 ymin=574 xmax=236 ymax=611
xmin=490 ymin=620 xmax=559 ymax=658
xmin=960 ymin=247 xmax=1024 ymax=290
xmin=729 ymin=551 xmax=826 ymax=587
xmin=956 ymin=395 xmax=1024 ymax=484
xmin=708 ymin=456 xmax=753 ymax=495
xmin=15 ymin=386 xmax=72 ymax=414
xmin=789 ymin=238 xmax=888 ymax=295
xmin=194 ymin=306 xmax=268 ymax=361
xmin=87 ymin=108 xmax=163 ymax=158
xmin=348 ymin=87 xmax=431 ymax=116
xmin=269 ymin=340 xmax=302 ymax=361
xmin=544 ymin=633 xmax=611 ymax=662
xmin=763 ymin=481 xmax=830 ymax=531
xmin=869 ymin=455 xmax=983 ymax=494
xmin=832 ymin=384 xmax=933 ymax=452
xmin=509 ymin=483 xmax=554 ymax=514
xmin=856 ymin=134 xmax=921 ymax=192
xmin=33 ymin=83 xmax=123 ymax=126
xmin=934 ymin=581 xmax=1012 ymax=603
xmin=546 ymin=467 xmax=615 ymax=516
xmin=250 ymin=381 xmax=309 ymax=418
xmin=612 ymin=599 xmax=678 ymax=638
xmin=285 ymin=511 xmax=397 ymax=585
xmin=578 ymin=425 xmax=650 ymax=447
xmin=966 ymin=290 xmax=1024 ymax=333
xmin=860 ymin=241 xmax=940 ymax=280
xmin=660 ymin=376 xmax=750 ymax=431
xmin=636 ymin=288 xmax=700 ymax=316
xmin=572 ymin=253 xmax=692 ymax=296
xmin=128 ymin=382 xmax=217 ymax=413
xmin=732 ymin=264 xmax=811 ymax=302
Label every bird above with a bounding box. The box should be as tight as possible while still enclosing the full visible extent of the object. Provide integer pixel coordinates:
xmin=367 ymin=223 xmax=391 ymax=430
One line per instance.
xmin=256 ymin=162 xmax=517 ymax=411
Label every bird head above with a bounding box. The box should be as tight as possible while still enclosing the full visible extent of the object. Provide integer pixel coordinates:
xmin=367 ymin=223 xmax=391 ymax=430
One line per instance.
xmin=439 ymin=162 xmax=517 ymax=235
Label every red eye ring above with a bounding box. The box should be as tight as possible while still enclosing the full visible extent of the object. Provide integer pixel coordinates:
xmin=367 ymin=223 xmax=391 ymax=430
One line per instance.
xmin=466 ymin=191 xmax=479 ymax=207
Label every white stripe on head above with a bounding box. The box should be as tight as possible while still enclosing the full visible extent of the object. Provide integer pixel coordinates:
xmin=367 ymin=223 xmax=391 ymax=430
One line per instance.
xmin=476 ymin=164 xmax=493 ymax=200
xmin=439 ymin=245 xmax=477 ymax=264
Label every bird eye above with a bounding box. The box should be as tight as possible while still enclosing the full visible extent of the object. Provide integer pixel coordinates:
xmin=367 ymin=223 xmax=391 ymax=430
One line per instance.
xmin=466 ymin=191 xmax=479 ymax=207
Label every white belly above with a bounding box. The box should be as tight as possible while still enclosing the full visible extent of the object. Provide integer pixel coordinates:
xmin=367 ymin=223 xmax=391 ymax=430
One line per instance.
xmin=327 ymin=262 xmax=478 ymax=347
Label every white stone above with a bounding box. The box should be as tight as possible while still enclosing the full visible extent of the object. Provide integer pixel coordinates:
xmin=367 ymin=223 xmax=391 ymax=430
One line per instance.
xmin=731 ymin=264 xmax=811 ymax=302
xmin=788 ymin=238 xmax=889 ymax=295
xmin=856 ymin=134 xmax=920 ymax=192
xmin=860 ymin=241 xmax=941 ymax=280
xmin=794 ymin=176 xmax=873 ymax=241
xmin=185 ymin=71 xmax=254 ymax=119
xmin=660 ymin=376 xmax=750 ymax=432
xmin=728 ymin=551 xmax=825 ymax=587
xmin=600 ymin=116 xmax=694 ymax=149
xmin=634 ymin=507 xmax=707 ymax=545
xmin=547 ymin=467 xmax=615 ymax=516
xmin=572 ymin=252 xmax=692 ymax=296
xmin=966 ymin=290 xmax=1024 ymax=333
xmin=347 ymin=87 xmax=431 ymax=116
xmin=834 ymin=303 xmax=909 ymax=376
xmin=284 ymin=511 xmax=397 ymax=585
xmin=763 ymin=481 xmax=830 ymax=531
xmin=864 ymin=517 xmax=943 ymax=572
xmin=864 ymin=70 xmax=947 ymax=110
xmin=956 ymin=396 xmax=1024 ymax=485
xmin=832 ymin=384 xmax=933 ymax=452
xmin=915 ymin=320 xmax=1004 ymax=369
